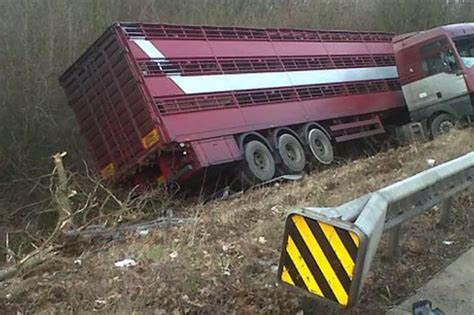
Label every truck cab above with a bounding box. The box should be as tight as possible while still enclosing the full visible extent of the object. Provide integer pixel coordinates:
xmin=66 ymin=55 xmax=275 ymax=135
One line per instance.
xmin=394 ymin=23 xmax=474 ymax=136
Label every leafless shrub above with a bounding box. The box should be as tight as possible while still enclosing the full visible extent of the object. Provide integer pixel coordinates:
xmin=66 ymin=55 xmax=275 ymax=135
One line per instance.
xmin=1 ymin=152 xmax=179 ymax=264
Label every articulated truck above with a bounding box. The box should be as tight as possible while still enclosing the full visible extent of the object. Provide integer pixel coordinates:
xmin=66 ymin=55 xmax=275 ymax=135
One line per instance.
xmin=59 ymin=23 xmax=474 ymax=187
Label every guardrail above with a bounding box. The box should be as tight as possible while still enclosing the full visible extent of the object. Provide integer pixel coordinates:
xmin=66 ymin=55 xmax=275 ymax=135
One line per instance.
xmin=277 ymin=152 xmax=474 ymax=308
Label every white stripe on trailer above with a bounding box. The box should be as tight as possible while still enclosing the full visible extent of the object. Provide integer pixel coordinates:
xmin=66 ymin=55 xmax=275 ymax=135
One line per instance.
xmin=170 ymin=67 xmax=398 ymax=94
xmin=133 ymin=39 xmax=166 ymax=59
xmin=134 ymin=39 xmax=399 ymax=95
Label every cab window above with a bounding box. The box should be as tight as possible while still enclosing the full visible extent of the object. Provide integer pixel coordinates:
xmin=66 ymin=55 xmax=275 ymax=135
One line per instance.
xmin=420 ymin=39 xmax=458 ymax=76
xmin=454 ymin=35 xmax=474 ymax=68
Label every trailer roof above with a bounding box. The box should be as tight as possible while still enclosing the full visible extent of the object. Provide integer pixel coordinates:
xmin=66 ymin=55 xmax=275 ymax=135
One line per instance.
xmin=119 ymin=22 xmax=394 ymax=43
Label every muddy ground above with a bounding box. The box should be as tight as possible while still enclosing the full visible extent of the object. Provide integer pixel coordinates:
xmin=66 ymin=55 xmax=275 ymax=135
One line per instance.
xmin=1 ymin=131 xmax=473 ymax=314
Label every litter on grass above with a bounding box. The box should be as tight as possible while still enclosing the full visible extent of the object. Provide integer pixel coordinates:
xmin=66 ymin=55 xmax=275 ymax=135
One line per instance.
xmin=114 ymin=259 xmax=137 ymax=268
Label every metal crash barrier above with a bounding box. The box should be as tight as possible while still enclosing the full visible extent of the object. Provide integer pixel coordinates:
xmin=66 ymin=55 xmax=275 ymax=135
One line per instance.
xmin=278 ymin=152 xmax=474 ymax=308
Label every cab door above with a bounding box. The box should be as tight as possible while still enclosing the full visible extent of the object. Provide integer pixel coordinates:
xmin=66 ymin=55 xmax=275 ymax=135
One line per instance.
xmin=402 ymin=38 xmax=469 ymax=114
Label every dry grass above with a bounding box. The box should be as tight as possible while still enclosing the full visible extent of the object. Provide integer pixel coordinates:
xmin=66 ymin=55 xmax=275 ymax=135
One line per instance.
xmin=1 ymin=130 xmax=473 ymax=314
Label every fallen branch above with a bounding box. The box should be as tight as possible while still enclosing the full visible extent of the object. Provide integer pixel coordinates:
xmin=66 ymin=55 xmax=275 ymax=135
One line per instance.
xmin=0 ymin=247 xmax=56 ymax=282
xmin=0 ymin=215 xmax=70 ymax=282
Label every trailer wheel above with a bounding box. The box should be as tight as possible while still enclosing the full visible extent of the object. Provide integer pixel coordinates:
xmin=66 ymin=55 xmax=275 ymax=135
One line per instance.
xmin=308 ymin=128 xmax=334 ymax=165
xmin=430 ymin=113 xmax=455 ymax=137
xmin=277 ymin=134 xmax=306 ymax=173
xmin=242 ymin=140 xmax=275 ymax=184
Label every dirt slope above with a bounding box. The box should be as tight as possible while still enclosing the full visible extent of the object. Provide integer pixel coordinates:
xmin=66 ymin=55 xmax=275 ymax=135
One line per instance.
xmin=1 ymin=130 xmax=473 ymax=314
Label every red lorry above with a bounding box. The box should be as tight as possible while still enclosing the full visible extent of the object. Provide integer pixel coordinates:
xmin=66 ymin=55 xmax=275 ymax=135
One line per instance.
xmin=59 ymin=23 xmax=474 ymax=187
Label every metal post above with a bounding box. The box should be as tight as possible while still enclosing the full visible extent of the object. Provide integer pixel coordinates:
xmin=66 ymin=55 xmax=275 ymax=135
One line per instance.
xmin=439 ymin=197 xmax=453 ymax=227
xmin=387 ymin=225 xmax=402 ymax=262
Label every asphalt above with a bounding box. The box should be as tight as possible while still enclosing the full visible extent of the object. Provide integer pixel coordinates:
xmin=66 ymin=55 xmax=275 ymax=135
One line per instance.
xmin=386 ymin=247 xmax=474 ymax=315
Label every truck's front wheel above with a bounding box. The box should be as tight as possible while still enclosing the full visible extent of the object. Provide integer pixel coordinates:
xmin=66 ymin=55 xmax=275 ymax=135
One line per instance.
xmin=430 ymin=113 xmax=455 ymax=138
xmin=242 ymin=140 xmax=276 ymax=184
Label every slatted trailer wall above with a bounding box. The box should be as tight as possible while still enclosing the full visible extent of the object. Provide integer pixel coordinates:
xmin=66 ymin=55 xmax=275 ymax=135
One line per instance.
xmin=60 ymin=23 xmax=407 ymax=184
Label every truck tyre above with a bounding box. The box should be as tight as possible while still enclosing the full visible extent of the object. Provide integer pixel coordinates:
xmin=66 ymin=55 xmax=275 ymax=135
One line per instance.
xmin=430 ymin=113 xmax=455 ymax=138
xmin=242 ymin=140 xmax=275 ymax=184
xmin=277 ymin=134 xmax=306 ymax=173
xmin=308 ymin=128 xmax=334 ymax=165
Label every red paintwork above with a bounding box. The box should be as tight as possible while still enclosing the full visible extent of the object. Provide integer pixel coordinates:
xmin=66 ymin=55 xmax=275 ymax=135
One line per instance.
xmin=144 ymin=77 xmax=183 ymax=98
xmin=161 ymin=91 xmax=403 ymax=142
xmin=138 ymin=40 xmax=395 ymax=58
xmin=394 ymin=23 xmax=474 ymax=89
xmin=59 ymin=22 xmax=407 ymax=184
xmin=393 ymin=24 xmax=474 ymax=48
xmin=141 ymin=55 xmax=396 ymax=94
xmin=465 ymin=68 xmax=474 ymax=92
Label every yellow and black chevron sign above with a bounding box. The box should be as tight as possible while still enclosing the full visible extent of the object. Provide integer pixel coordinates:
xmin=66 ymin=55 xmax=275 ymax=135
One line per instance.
xmin=278 ymin=213 xmax=363 ymax=307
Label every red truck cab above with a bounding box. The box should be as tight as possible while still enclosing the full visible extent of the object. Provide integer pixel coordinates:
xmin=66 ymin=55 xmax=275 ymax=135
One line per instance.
xmin=393 ymin=23 xmax=474 ymax=136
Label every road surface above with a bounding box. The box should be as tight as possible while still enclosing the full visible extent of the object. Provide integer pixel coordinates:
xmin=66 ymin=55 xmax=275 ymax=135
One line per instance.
xmin=387 ymin=247 xmax=474 ymax=315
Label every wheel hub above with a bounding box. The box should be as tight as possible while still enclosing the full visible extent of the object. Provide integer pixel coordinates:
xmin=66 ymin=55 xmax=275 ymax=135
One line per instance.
xmin=253 ymin=151 xmax=266 ymax=170
xmin=286 ymin=144 xmax=297 ymax=161
xmin=439 ymin=121 xmax=454 ymax=134
xmin=313 ymin=139 xmax=325 ymax=155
